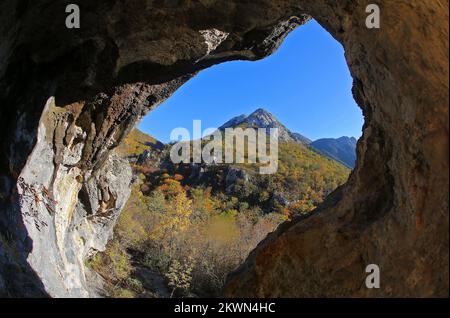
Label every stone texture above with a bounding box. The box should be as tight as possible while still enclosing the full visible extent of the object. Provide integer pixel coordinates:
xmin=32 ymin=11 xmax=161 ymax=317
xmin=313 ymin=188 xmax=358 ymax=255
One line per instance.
xmin=16 ymin=97 xmax=133 ymax=296
xmin=0 ymin=0 xmax=448 ymax=297
xmin=225 ymin=166 xmax=250 ymax=194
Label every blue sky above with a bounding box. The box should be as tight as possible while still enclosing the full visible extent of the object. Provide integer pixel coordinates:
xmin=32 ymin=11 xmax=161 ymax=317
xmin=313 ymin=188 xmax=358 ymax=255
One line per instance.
xmin=139 ymin=20 xmax=363 ymax=142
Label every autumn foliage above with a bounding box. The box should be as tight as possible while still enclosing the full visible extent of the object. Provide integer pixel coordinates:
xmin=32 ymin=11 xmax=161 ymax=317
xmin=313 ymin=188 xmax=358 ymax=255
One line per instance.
xmin=88 ymin=130 xmax=350 ymax=297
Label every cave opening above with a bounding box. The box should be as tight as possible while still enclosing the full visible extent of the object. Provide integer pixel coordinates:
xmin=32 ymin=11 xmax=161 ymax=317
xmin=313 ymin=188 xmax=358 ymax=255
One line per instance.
xmin=1 ymin=0 xmax=446 ymax=300
xmin=87 ymin=20 xmax=364 ymax=298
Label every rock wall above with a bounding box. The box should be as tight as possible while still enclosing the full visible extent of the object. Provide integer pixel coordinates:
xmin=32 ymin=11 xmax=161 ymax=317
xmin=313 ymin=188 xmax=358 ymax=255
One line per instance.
xmin=226 ymin=0 xmax=449 ymax=297
xmin=17 ymin=96 xmax=133 ymax=296
xmin=0 ymin=0 xmax=448 ymax=297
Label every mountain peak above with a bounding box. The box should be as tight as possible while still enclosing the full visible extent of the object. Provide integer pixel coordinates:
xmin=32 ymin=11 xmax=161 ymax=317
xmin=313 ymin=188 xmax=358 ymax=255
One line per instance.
xmin=244 ymin=108 xmax=282 ymax=128
xmin=249 ymin=108 xmax=272 ymax=117
xmin=219 ymin=108 xmax=310 ymax=144
xmin=337 ymin=136 xmax=357 ymax=144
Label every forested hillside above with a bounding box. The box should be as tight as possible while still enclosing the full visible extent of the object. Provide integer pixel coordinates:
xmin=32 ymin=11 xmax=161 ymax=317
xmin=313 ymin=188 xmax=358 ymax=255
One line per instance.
xmin=88 ymin=119 xmax=350 ymax=297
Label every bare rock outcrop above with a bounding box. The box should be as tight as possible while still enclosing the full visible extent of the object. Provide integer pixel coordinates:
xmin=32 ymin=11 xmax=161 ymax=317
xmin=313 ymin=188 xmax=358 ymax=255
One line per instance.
xmin=16 ymin=97 xmax=132 ymax=297
xmin=0 ymin=0 xmax=448 ymax=297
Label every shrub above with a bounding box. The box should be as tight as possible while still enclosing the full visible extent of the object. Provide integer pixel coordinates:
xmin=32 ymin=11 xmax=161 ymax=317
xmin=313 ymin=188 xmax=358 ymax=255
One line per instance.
xmin=166 ymin=258 xmax=194 ymax=297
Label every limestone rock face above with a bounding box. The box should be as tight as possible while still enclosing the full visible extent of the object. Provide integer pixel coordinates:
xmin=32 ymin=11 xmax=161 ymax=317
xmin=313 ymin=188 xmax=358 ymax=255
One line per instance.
xmin=16 ymin=97 xmax=132 ymax=297
xmin=0 ymin=0 xmax=448 ymax=297
xmin=225 ymin=167 xmax=250 ymax=194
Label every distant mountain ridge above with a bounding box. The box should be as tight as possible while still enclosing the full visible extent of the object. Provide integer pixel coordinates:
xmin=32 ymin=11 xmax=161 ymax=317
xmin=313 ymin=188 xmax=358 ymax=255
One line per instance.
xmin=310 ymin=136 xmax=357 ymax=169
xmin=132 ymin=108 xmax=358 ymax=169
xmin=218 ymin=108 xmax=357 ymax=168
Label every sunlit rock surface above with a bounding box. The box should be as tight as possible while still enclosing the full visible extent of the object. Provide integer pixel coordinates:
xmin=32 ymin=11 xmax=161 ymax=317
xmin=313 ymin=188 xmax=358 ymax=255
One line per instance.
xmin=17 ymin=97 xmax=132 ymax=296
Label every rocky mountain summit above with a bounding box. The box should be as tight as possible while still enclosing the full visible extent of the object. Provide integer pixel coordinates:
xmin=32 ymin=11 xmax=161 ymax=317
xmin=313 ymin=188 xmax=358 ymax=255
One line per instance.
xmin=219 ymin=108 xmax=357 ymax=168
xmin=219 ymin=108 xmax=311 ymax=143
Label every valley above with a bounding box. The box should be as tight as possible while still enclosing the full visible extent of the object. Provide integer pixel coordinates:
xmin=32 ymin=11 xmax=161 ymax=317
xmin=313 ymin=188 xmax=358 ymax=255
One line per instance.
xmin=88 ymin=109 xmax=354 ymax=297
